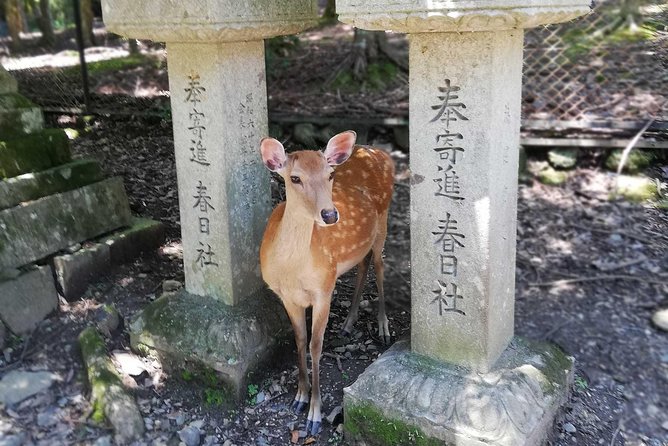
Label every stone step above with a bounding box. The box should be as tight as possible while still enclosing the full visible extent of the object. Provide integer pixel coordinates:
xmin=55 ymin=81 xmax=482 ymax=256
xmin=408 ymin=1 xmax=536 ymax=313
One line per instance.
xmin=0 ymin=177 xmax=132 ymax=270
xmin=0 ymin=159 xmax=103 ymax=210
xmin=53 ymin=218 xmax=165 ymax=300
xmin=0 ymin=92 xmax=44 ymax=136
xmin=0 ymin=129 xmax=71 ymax=179
xmin=0 ymin=266 xmax=58 ymax=335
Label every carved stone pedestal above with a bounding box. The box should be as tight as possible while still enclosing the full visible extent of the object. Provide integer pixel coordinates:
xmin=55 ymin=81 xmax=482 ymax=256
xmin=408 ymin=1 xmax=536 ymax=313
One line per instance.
xmin=344 ymin=339 xmax=574 ymax=446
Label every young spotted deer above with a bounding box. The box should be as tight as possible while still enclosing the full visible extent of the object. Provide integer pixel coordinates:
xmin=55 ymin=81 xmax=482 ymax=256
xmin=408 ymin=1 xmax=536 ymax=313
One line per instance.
xmin=259 ymin=131 xmax=394 ymax=435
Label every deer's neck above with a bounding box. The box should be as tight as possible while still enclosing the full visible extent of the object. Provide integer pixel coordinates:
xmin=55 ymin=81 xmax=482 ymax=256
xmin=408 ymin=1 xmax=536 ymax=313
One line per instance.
xmin=275 ymin=200 xmax=316 ymax=262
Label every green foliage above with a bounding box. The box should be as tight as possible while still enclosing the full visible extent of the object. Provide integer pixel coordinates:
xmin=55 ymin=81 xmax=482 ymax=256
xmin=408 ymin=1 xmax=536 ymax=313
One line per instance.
xmin=265 ymin=35 xmax=300 ymax=71
xmin=204 ymin=388 xmax=226 ymax=406
xmin=181 ymin=370 xmax=194 ymax=382
xmin=574 ymin=376 xmax=589 ymax=390
xmin=247 ymin=383 xmax=259 ymax=405
xmin=66 ymin=55 xmax=151 ymax=76
xmin=605 ymin=149 xmax=654 ymax=174
xmin=50 ymin=0 xmax=75 ymax=30
xmin=537 ymin=167 xmax=569 ymax=186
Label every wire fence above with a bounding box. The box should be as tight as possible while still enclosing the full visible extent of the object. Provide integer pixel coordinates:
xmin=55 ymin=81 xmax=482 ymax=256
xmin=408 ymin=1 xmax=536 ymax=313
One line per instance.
xmin=2 ymin=0 xmax=667 ymax=133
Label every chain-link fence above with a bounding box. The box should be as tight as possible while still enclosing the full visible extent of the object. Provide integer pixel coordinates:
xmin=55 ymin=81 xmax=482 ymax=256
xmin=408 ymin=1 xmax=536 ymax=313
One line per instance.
xmin=523 ymin=0 xmax=667 ymax=126
xmin=3 ymin=0 xmax=667 ymax=133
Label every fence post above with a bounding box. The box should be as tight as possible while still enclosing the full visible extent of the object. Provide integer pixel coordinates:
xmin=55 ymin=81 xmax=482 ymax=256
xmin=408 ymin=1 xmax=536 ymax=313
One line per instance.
xmin=73 ymin=0 xmax=91 ymax=112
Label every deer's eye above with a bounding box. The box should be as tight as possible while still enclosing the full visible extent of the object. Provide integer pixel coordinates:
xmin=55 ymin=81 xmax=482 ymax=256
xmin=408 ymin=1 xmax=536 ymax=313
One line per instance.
xmin=290 ymin=176 xmax=302 ymax=185
xmin=329 ymin=172 xmax=335 ymax=181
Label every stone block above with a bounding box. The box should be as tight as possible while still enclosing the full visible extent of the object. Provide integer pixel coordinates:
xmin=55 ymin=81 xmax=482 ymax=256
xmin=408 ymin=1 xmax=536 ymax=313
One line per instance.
xmin=344 ymin=339 xmax=574 ymax=446
xmin=0 ymin=129 xmax=71 ymax=179
xmin=0 ymin=177 xmax=132 ymax=270
xmin=129 ymin=290 xmax=291 ymax=400
xmin=0 ymin=266 xmax=58 ymax=335
xmin=99 ymin=218 xmax=165 ymax=265
xmin=53 ymin=243 xmax=111 ymax=301
xmin=0 ymin=159 xmax=103 ymax=210
xmin=0 ymin=93 xmax=44 ymax=136
xmin=0 ymin=65 xmax=18 ymax=95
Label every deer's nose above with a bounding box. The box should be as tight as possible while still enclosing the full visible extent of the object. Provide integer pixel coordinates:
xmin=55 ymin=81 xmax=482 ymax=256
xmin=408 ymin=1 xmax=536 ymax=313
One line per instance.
xmin=320 ymin=208 xmax=339 ymax=225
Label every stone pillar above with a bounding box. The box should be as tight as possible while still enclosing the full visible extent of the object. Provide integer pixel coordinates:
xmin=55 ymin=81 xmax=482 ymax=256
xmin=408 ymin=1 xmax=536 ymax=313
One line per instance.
xmin=101 ymin=1 xmax=318 ymax=305
xmin=337 ymin=2 xmax=590 ymax=445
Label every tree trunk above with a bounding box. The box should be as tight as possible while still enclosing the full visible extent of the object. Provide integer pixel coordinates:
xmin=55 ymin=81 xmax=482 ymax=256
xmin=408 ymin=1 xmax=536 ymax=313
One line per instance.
xmin=36 ymin=0 xmax=55 ymax=47
xmin=621 ymin=0 xmax=642 ymax=31
xmin=5 ymin=0 xmax=23 ymax=51
xmin=128 ymin=38 xmax=139 ymax=55
xmin=322 ymin=0 xmax=336 ymax=21
xmin=80 ymin=0 xmax=95 ymax=47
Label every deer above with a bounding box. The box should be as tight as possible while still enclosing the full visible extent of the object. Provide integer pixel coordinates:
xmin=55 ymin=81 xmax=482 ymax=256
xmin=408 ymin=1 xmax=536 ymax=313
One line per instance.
xmin=259 ymin=130 xmax=394 ymax=435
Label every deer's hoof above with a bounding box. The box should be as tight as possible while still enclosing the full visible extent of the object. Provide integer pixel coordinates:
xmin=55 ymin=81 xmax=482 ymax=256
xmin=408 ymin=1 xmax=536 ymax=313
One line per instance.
xmin=292 ymin=400 xmax=307 ymax=413
xmin=381 ymin=334 xmax=392 ymax=345
xmin=306 ymin=420 xmax=322 ymax=436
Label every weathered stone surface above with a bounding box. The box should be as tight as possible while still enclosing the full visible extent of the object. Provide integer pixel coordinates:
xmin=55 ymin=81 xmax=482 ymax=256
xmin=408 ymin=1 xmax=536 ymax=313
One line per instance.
xmin=0 ymin=177 xmax=132 ymax=270
xmin=79 ymin=327 xmax=145 ymax=444
xmin=0 ymin=93 xmax=43 ymax=136
xmin=337 ymin=0 xmax=591 ymax=33
xmin=344 ymin=339 xmax=574 ymax=446
xmin=101 ymin=0 xmax=318 ymax=43
xmin=0 ymin=129 xmax=71 ymax=179
xmin=605 ymin=149 xmax=653 ymax=174
xmin=0 ymin=370 xmax=59 ymax=406
xmin=129 ymin=290 xmax=291 ymax=399
xmin=167 ymin=41 xmax=271 ymax=305
xmin=408 ymin=31 xmax=522 ymax=372
xmin=0 ymin=65 xmax=18 ymax=94
xmin=99 ymin=217 xmax=165 ymax=265
xmin=538 ymin=166 xmax=569 ymax=186
xmin=53 ymin=243 xmax=111 ymax=301
xmin=0 ymin=159 xmax=103 ymax=210
xmin=0 ymin=266 xmax=58 ymax=335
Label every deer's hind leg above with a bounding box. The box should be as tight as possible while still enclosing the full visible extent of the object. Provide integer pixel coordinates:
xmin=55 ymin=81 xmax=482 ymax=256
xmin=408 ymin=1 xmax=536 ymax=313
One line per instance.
xmin=340 ymin=251 xmax=372 ymax=337
xmin=373 ymin=210 xmax=390 ymax=344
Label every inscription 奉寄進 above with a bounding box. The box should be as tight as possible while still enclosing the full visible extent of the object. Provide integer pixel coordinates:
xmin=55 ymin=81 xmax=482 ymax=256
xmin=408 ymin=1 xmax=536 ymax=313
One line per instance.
xmin=429 ymin=79 xmax=469 ymax=316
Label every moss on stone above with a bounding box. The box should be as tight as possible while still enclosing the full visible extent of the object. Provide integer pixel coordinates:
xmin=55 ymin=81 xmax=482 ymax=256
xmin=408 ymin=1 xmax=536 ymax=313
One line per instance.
xmin=537 ymin=167 xmax=569 ymax=186
xmin=0 ymin=129 xmax=71 ymax=179
xmin=548 ymin=148 xmax=578 ymax=170
xmin=0 ymin=159 xmax=102 ymax=209
xmin=605 ymin=149 xmax=654 ymax=174
xmin=613 ymin=175 xmax=658 ymax=202
xmin=345 ymin=403 xmax=443 ymax=446
xmin=0 ymin=93 xmax=43 ymax=136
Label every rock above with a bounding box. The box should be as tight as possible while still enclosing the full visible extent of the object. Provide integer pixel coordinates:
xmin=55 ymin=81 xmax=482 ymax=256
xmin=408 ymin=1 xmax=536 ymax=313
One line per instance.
xmin=0 ymin=92 xmax=44 ymax=138
xmin=0 ymin=370 xmax=58 ymax=405
xmin=563 ymin=422 xmax=577 ymax=433
xmin=99 ymin=218 xmax=165 ymax=265
xmin=547 ymin=148 xmax=578 ymax=169
xmin=175 ymin=413 xmax=186 ymax=426
xmin=112 ymin=351 xmax=147 ymax=376
xmin=36 ymin=406 xmax=59 ymax=427
xmin=662 ymin=421 xmax=668 ymax=431
xmin=0 ymin=129 xmax=70 ymax=179
xmin=0 ymin=434 xmax=25 ymax=446
xmin=162 ymin=280 xmax=182 ymax=293
xmin=0 ymin=159 xmax=103 ymax=211
xmin=0 ymin=65 xmax=18 ymax=94
xmin=651 ymin=309 xmax=668 ymax=332
xmin=92 ymin=436 xmax=112 ymax=446
xmin=614 ymin=175 xmax=658 ymax=202
xmin=0 ymin=266 xmax=58 ymax=335
xmin=605 ymin=149 xmax=653 ymax=174
xmin=326 ymin=405 xmax=343 ymax=425
xmin=537 ymin=167 xmax=569 ymax=186
xmin=255 ymin=391 xmax=265 ymax=404
xmin=95 ymin=305 xmax=121 ymax=338
xmin=53 ymin=243 xmax=111 ymax=301
xmin=0 ymin=177 xmax=132 ymax=270
xmin=79 ymin=327 xmax=145 ymax=444
xmin=178 ymin=425 xmax=201 ymax=446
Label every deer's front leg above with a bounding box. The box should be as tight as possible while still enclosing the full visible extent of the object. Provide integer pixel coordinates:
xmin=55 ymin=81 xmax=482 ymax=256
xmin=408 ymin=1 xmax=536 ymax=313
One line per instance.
xmin=306 ymin=294 xmax=331 ymax=435
xmin=283 ymin=299 xmax=309 ymax=413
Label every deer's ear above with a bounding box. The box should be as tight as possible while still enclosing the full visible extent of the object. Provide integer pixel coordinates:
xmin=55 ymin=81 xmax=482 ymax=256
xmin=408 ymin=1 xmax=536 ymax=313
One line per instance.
xmin=260 ymin=137 xmax=287 ymax=172
xmin=324 ymin=130 xmax=356 ymax=166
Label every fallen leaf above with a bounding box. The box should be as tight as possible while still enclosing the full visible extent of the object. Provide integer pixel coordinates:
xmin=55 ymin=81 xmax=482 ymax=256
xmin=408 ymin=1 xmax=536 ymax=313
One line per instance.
xmin=291 ymin=430 xmax=299 ymax=444
xmin=304 ymin=437 xmax=317 ymax=445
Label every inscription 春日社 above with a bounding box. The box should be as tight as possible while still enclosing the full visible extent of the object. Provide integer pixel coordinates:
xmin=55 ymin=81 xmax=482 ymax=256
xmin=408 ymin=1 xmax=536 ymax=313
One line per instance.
xmin=429 ymin=79 xmax=468 ymax=316
xmin=185 ymin=73 xmax=218 ymax=270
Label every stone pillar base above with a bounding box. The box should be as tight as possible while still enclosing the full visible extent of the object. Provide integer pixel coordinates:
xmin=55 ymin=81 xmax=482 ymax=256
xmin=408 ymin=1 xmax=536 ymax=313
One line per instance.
xmin=129 ymin=289 xmax=291 ymax=401
xmin=344 ymin=338 xmax=574 ymax=446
